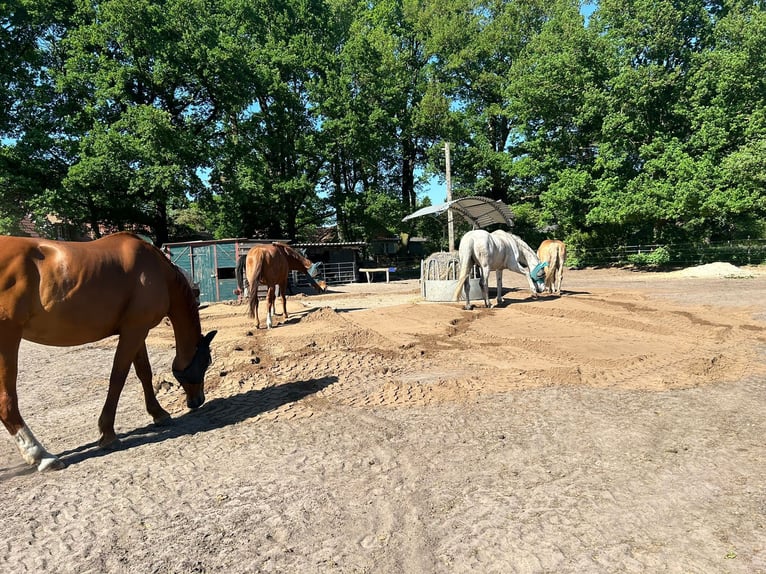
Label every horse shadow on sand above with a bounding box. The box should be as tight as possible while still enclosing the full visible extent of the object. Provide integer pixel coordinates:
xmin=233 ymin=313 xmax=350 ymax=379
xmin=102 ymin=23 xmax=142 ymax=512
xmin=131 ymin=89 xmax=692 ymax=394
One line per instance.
xmin=489 ymin=287 xmax=591 ymax=306
xmin=54 ymin=375 xmax=338 ymax=468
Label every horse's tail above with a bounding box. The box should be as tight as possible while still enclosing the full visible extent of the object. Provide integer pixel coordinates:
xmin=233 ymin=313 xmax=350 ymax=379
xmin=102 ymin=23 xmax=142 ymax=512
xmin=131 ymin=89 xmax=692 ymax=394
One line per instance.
xmin=452 ymin=239 xmax=474 ymax=301
xmin=453 ymin=272 xmax=469 ymax=301
xmin=235 ymin=254 xmax=247 ymax=293
xmin=247 ymin=258 xmax=263 ymax=319
xmin=547 ymin=245 xmax=560 ymax=289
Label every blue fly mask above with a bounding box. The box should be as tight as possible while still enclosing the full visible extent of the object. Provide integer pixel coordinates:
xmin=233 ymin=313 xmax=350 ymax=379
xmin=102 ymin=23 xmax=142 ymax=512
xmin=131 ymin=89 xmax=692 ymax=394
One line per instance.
xmin=530 ymin=261 xmax=549 ymax=291
xmin=306 ymin=261 xmax=323 ymax=278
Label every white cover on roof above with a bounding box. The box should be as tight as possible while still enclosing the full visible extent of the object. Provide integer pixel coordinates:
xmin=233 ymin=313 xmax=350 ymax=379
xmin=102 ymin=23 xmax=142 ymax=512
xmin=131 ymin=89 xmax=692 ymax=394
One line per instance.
xmin=402 ymin=196 xmax=514 ymax=228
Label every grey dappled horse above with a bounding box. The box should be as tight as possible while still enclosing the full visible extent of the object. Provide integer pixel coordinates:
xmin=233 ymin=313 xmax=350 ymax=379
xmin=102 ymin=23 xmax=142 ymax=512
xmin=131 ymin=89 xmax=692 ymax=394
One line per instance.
xmin=453 ymin=229 xmax=547 ymax=310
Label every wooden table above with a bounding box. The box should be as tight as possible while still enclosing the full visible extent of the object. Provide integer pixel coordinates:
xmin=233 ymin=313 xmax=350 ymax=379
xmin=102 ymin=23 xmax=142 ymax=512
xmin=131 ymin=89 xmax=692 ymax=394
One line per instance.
xmin=358 ymin=267 xmax=397 ymax=283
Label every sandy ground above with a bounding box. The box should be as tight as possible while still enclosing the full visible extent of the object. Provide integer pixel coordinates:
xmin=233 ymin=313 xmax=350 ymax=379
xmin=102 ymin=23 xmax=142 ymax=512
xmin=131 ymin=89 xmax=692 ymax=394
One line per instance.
xmin=1 ymin=265 xmax=765 ymax=573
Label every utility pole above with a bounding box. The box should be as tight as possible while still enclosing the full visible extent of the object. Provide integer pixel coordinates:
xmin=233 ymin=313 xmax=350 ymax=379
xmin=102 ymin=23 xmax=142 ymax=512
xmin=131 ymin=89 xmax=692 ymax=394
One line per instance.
xmin=445 ymin=142 xmax=455 ymax=252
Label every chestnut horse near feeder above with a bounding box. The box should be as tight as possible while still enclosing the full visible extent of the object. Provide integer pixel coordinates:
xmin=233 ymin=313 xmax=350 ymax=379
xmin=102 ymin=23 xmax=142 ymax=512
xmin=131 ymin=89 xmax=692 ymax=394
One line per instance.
xmin=244 ymin=243 xmax=327 ymax=329
xmin=0 ymin=232 xmax=217 ymax=471
xmin=536 ymin=239 xmax=567 ymax=295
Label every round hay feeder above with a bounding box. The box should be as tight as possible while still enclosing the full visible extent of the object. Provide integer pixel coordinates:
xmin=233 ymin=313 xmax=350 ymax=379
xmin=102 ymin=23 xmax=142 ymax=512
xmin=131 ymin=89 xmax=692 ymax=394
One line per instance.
xmin=421 ymin=252 xmax=482 ymax=302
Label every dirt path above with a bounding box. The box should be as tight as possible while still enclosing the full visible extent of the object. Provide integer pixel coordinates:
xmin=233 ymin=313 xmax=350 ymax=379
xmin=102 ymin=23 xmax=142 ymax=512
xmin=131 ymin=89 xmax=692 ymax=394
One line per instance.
xmin=1 ymin=267 xmax=765 ymax=573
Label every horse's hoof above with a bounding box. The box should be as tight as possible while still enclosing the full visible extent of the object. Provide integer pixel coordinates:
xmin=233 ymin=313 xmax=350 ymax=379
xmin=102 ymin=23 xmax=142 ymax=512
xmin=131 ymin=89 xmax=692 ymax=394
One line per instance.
xmin=38 ymin=456 xmax=66 ymax=472
xmin=153 ymin=412 xmax=172 ymax=426
xmin=99 ymin=436 xmax=121 ymax=451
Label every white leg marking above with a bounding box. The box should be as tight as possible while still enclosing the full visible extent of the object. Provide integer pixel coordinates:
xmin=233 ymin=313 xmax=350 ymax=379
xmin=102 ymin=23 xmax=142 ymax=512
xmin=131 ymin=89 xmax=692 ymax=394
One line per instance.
xmin=14 ymin=425 xmax=64 ymax=471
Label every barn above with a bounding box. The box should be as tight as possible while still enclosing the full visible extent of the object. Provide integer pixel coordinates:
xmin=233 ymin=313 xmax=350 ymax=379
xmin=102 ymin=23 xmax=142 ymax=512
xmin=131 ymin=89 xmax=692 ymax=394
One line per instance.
xmin=163 ymin=238 xmax=367 ymax=305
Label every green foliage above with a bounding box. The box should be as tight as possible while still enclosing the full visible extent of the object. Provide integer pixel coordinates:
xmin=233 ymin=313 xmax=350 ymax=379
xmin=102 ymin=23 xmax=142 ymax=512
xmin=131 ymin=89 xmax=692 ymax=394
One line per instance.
xmin=1 ymin=0 xmax=766 ymax=253
xmin=363 ymin=190 xmax=406 ymax=238
xmin=626 ymin=245 xmax=671 ymax=267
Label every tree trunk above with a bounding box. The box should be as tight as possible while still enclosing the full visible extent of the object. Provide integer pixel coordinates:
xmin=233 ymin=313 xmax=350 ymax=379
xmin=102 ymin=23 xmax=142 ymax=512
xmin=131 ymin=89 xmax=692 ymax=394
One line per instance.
xmin=401 ymin=136 xmax=416 ymax=211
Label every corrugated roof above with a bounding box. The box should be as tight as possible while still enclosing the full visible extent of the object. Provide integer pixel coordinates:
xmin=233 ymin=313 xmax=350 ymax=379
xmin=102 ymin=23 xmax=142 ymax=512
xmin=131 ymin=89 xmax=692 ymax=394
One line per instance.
xmin=293 ymin=242 xmax=366 ymax=248
xmin=402 ymin=196 xmax=514 ymax=228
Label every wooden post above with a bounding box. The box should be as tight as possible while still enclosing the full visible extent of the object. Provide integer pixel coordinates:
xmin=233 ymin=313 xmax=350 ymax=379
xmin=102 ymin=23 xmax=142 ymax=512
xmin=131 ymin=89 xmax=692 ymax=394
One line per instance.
xmin=445 ymin=142 xmax=455 ymax=252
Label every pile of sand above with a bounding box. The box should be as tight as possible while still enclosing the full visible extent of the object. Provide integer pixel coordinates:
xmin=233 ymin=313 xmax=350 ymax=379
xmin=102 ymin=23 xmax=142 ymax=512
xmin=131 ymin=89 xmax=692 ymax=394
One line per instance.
xmin=669 ymin=261 xmax=755 ymax=278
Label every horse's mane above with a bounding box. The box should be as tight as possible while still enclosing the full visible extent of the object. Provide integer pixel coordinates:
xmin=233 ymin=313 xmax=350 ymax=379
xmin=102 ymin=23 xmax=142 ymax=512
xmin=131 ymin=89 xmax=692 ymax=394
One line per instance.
xmin=166 ymin=261 xmax=201 ymax=326
xmin=138 ymin=239 xmax=202 ymax=332
xmin=274 ymin=242 xmax=303 ymax=257
xmin=506 ymin=231 xmax=538 ymax=261
xmin=105 ymin=232 xmax=201 ymax=330
xmin=273 ymin=242 xmax=312 ymax=268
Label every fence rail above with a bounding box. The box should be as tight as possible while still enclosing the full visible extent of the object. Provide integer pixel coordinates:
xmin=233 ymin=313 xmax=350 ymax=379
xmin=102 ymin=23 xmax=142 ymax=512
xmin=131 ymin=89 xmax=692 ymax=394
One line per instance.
xmin=576 ymin=239 xmax=766 ymax=268
xmin=291 ymin=261 xmax=358 ymax=287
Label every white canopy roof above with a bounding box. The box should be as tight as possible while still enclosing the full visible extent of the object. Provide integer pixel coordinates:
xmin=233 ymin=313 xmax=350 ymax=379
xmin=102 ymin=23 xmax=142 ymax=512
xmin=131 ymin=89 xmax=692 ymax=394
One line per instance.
xmin=402 ymin=196 xmax=514 ymax=228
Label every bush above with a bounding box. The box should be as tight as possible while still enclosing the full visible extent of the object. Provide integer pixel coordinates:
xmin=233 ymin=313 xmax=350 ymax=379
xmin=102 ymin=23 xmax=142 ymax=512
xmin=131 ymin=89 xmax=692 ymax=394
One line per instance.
xmin=627 ymin=246 xmax=671 ymax=267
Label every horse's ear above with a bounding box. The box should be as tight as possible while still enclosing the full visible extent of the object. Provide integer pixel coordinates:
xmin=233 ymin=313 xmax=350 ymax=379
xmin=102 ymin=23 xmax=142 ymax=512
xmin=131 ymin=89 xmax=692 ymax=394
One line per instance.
xmin=203 ymin=330 xmax=217 ymax=346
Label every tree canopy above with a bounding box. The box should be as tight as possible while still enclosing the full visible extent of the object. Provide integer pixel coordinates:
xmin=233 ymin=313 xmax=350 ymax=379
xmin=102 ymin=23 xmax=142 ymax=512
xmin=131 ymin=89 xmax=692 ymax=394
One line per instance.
xmin=2 ymin=0 xmax=765 ymax=251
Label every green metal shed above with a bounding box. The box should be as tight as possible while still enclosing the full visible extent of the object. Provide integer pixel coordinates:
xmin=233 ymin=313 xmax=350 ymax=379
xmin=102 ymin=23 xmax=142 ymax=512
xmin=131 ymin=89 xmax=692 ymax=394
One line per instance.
xmin=164 ymin=238 xmax=369 ymax=304
xmin=163 ymin=238 xmax=251 ymax=304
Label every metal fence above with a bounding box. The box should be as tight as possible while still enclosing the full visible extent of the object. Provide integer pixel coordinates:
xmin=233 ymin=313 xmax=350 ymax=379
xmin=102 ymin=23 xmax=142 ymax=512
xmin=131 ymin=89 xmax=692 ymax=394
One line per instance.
xmin=291 ymin=261 xmax=358 ymax=287
xmin=576 ymin=239 xmax=766 ymax=268
xmin=283 ymin=240 xmax=766 ymax=280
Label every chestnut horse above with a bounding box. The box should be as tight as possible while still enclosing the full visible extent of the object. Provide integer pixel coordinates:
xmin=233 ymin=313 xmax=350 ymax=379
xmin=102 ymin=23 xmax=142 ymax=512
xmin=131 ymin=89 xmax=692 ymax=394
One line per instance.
xmin=537 ymin=239 xmax=567 ymax=295
xmin=0 ymin=232 xmax=217 ymax=471
xmin=244 ymin=243 xmax=327 ymax=329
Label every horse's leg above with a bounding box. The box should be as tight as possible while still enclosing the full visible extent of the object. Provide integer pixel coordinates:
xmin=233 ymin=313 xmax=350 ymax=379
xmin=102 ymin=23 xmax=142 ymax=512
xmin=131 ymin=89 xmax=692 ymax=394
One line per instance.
xmin=482 ymin=265 xmax=491 ymax=308
xmin=495 ymin=269 xmax=503 ymax=306
xmin=133 ymin=342 xmax=171 ymax=426
xmin=98 ymin=331 xmax=146 ymax=449
xmin=0 ymin=328 xmax=64 ymax=471
xmin=280 ymin=281 xmax=289 ymax=320
xmin=462 ymin=275 xmax=472 ymax=310
xmin=266 ymin=286 xmax=276 ymax=329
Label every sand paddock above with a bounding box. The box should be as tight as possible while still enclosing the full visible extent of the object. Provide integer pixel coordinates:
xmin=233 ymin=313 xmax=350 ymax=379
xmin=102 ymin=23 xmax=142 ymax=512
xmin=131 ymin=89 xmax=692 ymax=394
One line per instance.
xmin=1 ymin=265 xmax=765 ymax=573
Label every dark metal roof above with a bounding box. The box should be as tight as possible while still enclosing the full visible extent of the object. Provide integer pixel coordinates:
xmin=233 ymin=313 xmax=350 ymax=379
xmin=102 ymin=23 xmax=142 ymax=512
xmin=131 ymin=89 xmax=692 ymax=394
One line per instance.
xmin=293 ymin=242 xmax=367 ymax=248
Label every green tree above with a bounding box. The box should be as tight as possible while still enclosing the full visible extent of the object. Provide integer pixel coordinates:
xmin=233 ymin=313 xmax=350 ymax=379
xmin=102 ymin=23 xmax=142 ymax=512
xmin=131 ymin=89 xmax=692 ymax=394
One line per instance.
xmin=47 ymin=0 xmax=233 ymax=244
xmin=506 ymin=0 xmax=609 ymax=239
xmin=586 ymin=0 xmax=719 ymax=245
xmin=686 ymin=2 xmax=766 ymax=239
xmin=0 ymin=0 xmax=74 ymax=235
xmin=311 ymin=0 xmax=449 ymax=242
xmin=205 ymin=0 xmax=331 ymax=240
xmin=430 ymin=0 xmax=549 ymax=204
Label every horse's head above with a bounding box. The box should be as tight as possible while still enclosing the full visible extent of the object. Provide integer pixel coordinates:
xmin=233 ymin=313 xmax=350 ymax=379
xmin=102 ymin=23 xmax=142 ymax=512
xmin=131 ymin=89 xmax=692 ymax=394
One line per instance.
xmin=307 ymin=261 xmax=323 ymax=278
xmin=530 ymin=261 xmax=548 ymax=293
xmin=305 ymin=262 xmax=326 ymax=292
xmin=172 ymin=330 xmax=217 ymax=409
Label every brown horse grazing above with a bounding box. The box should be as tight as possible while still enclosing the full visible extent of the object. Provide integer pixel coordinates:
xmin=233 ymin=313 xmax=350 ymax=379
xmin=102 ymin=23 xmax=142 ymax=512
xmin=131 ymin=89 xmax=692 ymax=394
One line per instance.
xmin=0 ymin=232 xmax=217 ymax=471
xmin=245 ymin=243 xmax=327 ymax=329
xmin=537 ymin=239 xmax=567 ymax=295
